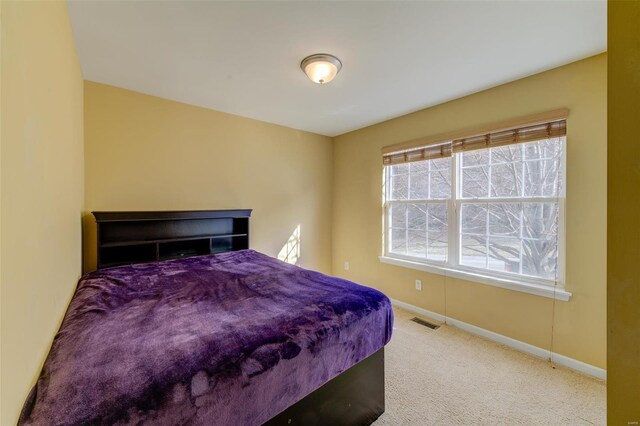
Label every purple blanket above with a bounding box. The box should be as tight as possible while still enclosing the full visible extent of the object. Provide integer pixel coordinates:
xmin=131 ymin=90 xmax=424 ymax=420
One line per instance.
xmin=20 ymin=250 xmax=393 ymax=425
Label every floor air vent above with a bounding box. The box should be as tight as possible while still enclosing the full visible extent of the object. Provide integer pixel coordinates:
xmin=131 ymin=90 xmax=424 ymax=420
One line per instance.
xmin=411 ymin=317 xmax=440 ymax=330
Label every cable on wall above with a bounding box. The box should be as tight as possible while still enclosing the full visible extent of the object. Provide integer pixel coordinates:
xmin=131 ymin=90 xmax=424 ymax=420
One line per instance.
xmin=548 ymin=136 xmax=565 ymax=369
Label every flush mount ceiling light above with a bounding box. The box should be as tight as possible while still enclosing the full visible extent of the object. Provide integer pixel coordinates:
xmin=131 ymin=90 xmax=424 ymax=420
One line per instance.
xmin=300 ymin=53 xmax=342 ymax=84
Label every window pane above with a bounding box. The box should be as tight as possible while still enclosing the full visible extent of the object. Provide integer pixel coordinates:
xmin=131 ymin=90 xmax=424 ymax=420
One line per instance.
xmin=524 ymin=138 xmax=562 ymax=160
xmin=522 ymin=238 xmax=557 ymax=280
xmin=410 ymin=161 xmax=429 ymax=173
xmin=524 ymin=142 xmax=543 ymax=160
xmin=524 ymin=159 xmax=560 ymax=197
xmin=491 ymin=145 xmax=522 ymax=163
xmin=490 ymin=162 xmax=523 ymax=197
xmin=461 ymin=203 xmax=487 ymax=235
xmin=459 ymin=201 xmax=560 ymax=280
xmin=431 ymin=157 xmax=451 ymax=172
xmin=430 ymin=171 xmax=451 ymax=199
xmin=408 ymin=229 xmax=426 ymax=257
xmin=427 ymin=204 xmax=448 ymax=233
xmin=460 ymin=234 xmax=487 ymax=269
xmin=455 ymin=137 xmax=563 ymax=282
xmin=427 ymin=204 xmax=448 ymax=262
xmin=523 ymin=137 xmax=563 ymax=197
xmin=386 ymin=157 xmax=452 ymax=263
xmin=541 ymin=138 xmax=563 ymax=159
xmin=391 ymin=174 xmax=408 ymax=200
xmin=391 ymin=163 xmax=409 ymax=175
xmin=427 ymin=232 xmax=448 ymax=262
xmin=488 ymin=203 xmax=521 ymax=237
xmin=387 ymin=201 xmax=448 ymax=262
xmin=409 ymin=172 xmax=429 ymax=199
xmin=487 ymin=237 xmax=521 ymax=273
xmin=390 ymin=204 xmax=407 ymax=228
xmin=461 ymin=137 xmax=563 ymax=202
xmin=407 ymin=204 xmax=427 ymax=230
xmin=388 ymin=158 xmax=452 ymax=202
xmin=390 ymin=228 xmax=407 ymax=254
xmin=523 ymin=203 xmax=558 ymax=239
xmin=461 ymin=166 xmax=489 ymax=198
xmin=461 ymin=150 xmax=489 ymax=167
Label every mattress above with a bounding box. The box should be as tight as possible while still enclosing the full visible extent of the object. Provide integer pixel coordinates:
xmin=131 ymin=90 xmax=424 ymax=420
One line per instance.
xmin=19 ymin=249 xmax=393 ymax=425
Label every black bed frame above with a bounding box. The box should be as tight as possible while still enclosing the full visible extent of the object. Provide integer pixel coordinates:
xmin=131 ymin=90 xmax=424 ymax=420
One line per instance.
xmin=92 ymin=210 xmax=385 ymax=425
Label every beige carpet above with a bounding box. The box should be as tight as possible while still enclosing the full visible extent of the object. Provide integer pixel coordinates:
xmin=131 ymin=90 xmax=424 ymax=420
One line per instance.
xmin=374 ymin=307 xmax=606 ymax=425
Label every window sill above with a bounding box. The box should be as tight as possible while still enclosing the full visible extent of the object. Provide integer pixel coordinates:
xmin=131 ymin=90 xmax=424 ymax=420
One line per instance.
xmin=378 ymin=256 xmax=571 ymax=301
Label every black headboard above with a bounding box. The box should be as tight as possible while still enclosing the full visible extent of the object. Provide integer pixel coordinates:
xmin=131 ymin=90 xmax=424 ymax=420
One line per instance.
xmin=93 ymin=210 xmax=252 ymax=269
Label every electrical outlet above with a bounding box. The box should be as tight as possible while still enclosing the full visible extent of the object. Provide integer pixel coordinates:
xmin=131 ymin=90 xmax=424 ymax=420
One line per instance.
xmin=344 ymin=261 xmax=350 ymax=271
xmin=415 ymin=279 xmax=422 ymax=291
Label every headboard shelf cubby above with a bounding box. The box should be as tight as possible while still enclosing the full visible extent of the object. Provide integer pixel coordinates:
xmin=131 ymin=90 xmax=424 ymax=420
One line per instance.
xmin=93 ymin=209 xmax=252 ymax=269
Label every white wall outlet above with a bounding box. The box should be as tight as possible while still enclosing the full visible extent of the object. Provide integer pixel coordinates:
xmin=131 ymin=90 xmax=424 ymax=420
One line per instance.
xmin=415 ymin=279 xmax=422 ymax=291
xmin=344 ymin=261 xmax=350 ymax=271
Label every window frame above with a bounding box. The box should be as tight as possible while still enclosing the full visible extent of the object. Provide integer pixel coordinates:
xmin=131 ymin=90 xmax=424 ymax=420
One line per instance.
xmin=382 ymin=137 xmax=567 ymax=297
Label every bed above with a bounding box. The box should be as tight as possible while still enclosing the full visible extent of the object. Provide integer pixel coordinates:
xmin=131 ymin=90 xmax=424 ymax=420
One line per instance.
xmin=19 ymin=210 xmax=393 ymax=425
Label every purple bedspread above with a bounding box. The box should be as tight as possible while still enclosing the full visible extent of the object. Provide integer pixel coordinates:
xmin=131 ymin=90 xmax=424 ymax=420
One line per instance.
xmin=19 ymin=250 xmax=393 ymax=425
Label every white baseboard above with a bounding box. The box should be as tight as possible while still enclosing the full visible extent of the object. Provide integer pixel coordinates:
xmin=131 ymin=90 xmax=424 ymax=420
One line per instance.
xmin=389 ymin=298 xmax=606 ymax=381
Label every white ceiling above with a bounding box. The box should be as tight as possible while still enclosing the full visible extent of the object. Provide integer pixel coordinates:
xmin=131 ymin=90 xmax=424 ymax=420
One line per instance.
xmin=68 ymin=1 xmax=606 ymax=137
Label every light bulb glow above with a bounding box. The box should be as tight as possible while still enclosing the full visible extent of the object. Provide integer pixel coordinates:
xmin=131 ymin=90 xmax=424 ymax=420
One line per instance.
xmin=300 ymin=54 xmax=342 ymax=85
xmin=305 ymin=61 xmax=336 ymax=84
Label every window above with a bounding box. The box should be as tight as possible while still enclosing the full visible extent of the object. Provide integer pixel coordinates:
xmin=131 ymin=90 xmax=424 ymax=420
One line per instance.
xmin=383 ymin=119 xmax=566 ymax=291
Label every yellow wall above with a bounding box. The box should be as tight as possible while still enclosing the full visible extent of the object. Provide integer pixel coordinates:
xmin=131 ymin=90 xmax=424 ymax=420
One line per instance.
xmin=608 ymin=1 xmax=640 ymax=423
xmin=83 ymin=81 xmax=333 ymax=274
xmin=0 ymin=1 xmax=85 ymax=424
xmin=332 ymin=54 xmax=607 ymax=368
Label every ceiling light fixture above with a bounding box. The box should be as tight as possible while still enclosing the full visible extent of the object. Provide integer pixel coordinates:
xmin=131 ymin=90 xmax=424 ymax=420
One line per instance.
xmin=300 ymin=53 xmax=342 ymax=84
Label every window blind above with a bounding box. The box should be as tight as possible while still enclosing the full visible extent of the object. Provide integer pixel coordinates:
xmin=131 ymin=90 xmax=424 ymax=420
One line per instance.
xmin=451 ymin=120 xmax=566 ymax=153
xmin=382 ymin=142 xmax=452 ymax=165
xmin=382 ymin=109 xmax=568 ymax=166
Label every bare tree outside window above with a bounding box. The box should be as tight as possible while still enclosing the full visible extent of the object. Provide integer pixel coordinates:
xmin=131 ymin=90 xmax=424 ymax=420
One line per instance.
xmin=385 ymin=137 xmax=564 ymax=285
xmin=389 ymin=157 xmax=450 ymax=262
